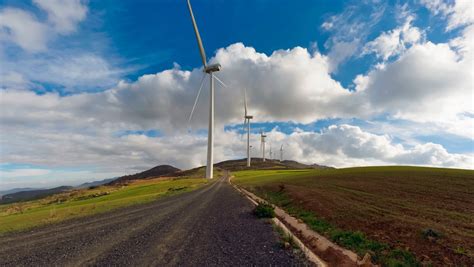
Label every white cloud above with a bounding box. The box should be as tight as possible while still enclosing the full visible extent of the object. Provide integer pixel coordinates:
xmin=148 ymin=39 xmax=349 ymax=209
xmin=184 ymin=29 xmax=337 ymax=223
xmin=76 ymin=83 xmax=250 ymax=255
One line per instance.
xmin=0 ymin=168 xmax=50 ymax=178
xmin=0 ymin=8 xmax=49 ymax=52
xmin=0 ymin=71 xmax=32 ymax=90
xmin=279 ymin=124 xmax=473 ymax=169
xmin=327 ymin=40 xmax=359 ymax=73
xmin=0 ymin=37 xmax=472 ymax=188
xmin=0 ymin=43 xmax=356 ymax=131
xmin=1 ymin=119 xmax=471 ymax=189
xmin=359 ymin=40 xmax=473 ymax=127
xmin=421 ymin=0 xmax=474 ymax=30
xmin=362 ymin=16 xmax=422 ymax=60
xmin=0 ymin=0 xmax=87 ymax=53
xmin=321 ymin=1 xmax=386 ymax=72
xmin=33 ymin=0 xmax=87 ymax=34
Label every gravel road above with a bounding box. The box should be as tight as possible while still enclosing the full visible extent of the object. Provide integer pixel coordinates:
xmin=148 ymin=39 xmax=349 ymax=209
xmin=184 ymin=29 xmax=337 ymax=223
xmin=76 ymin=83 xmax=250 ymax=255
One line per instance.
xmin=0 ymin=174 xmax=307 ymax=266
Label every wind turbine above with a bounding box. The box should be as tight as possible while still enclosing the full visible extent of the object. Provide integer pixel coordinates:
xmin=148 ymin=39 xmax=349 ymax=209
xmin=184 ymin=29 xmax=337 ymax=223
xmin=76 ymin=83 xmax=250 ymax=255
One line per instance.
xmin=186 ymin=0 xmax=226 ymax=179
xmin=269 ymin=142 xmax=273 ymax=160
xmin=260 ymin=132 xmax=267 ymax=162
xmin=280 ymin=144 xmax=284 ymax=162
xmin=243 ymin=88 xmax=253 ymax=167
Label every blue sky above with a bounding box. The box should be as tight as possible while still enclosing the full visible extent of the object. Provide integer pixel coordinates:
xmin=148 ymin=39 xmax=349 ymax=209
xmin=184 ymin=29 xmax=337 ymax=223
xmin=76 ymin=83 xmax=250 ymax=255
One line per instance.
xmin=0 ymin=0 xmax=473 ymax=189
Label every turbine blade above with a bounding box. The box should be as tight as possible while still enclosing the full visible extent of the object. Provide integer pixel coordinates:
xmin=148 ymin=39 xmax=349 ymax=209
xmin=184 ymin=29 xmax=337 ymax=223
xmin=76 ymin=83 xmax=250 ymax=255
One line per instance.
xmin=241 ymin=118 xmax=246 ymax=140
xmin=186 ymin=0 xmax=207 ymax=67
xmin=213 ymin=74 xmax=227 ymax=88
xmin=187 ymin=74 xmax=207 ymax=125
xmin=243 ymin=88 xmax=248 ymax=116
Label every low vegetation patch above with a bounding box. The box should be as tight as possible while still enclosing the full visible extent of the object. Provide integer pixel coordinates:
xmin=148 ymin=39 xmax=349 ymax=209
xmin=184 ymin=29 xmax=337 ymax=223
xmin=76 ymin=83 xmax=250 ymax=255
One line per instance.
xmin=253 ymin=202 xmax=275 ymax=218
xmin=273 ymin=223 xmax=299 ymax=250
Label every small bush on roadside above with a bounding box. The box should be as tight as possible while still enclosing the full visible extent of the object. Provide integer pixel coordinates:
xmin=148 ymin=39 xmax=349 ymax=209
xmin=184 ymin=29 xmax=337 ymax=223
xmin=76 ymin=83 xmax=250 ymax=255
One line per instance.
xmin=253 ymin=202 xmax=275 ymax=218
xmin=385 ymin=248 xmax=420 ymax=267
xmin=273 ymin=224 xmax=299 ymax=250
xmin=168 ymin=186 xmax=187 ymax=192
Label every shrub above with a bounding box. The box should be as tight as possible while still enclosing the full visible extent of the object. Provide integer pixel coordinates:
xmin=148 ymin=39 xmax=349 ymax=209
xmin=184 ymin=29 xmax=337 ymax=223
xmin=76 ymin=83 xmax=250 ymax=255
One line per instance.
xmin=253 ymin=202 xmax=275 ymax=218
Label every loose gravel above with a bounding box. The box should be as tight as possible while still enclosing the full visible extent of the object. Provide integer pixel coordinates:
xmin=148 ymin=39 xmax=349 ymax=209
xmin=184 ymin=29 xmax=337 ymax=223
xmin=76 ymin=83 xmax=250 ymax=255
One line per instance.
xmin=0 ymin=175 xmax=307 ymax=266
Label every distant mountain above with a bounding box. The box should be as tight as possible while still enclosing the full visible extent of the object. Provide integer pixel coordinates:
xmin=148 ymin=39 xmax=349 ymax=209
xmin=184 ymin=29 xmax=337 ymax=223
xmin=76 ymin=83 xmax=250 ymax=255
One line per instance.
xmin=75 ymin=178 xmax=118 ymax=189
xmin=110 ymin=165 xmax=181 ymax=185
xmin=0 ymin=188 xmax=40 ymax=197
xmin=0 ymin=186 xmax=74 ymax=204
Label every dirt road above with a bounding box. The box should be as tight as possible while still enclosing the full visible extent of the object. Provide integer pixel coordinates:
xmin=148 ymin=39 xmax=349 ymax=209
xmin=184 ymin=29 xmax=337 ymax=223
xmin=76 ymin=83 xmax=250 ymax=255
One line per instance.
xmin=0 ymin=175 xmax=306 ymax=266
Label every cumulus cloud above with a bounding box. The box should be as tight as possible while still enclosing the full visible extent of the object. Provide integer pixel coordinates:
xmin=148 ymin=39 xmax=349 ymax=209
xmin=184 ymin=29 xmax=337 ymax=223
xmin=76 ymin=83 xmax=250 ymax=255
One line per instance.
xmin=1 ymin=39 xmax=472 ymax=171
xmin=421 ymin=0 xmax=474 ymax=30
xmin=274 ymin=124 xmax=473 ymax=169
xmin=0 ymin=2 xmax=122 ymax=92
xmin=0 ymin=8 xmax=49 ymax=52
xmin=0 ymin=43 xmax=363 ymax=133
xmin=357 ymin=38 xmax=473 ymax=130
xmin=321 ymin=1 xmax=386 ymax=72
xmin=362 ymin=16 xmax=423 ymax=60
xmin=0 ymin=168 xmax=50 ymax=178
xmin=0 ymin=0 xmax=87 ymax=52
xmin=1 ymin=116 xmax=471 ymax=187
xmin=1 ymin=23 xmax=473 ymax=188
xmin=33 ymin=0 xmax=87 ymax=34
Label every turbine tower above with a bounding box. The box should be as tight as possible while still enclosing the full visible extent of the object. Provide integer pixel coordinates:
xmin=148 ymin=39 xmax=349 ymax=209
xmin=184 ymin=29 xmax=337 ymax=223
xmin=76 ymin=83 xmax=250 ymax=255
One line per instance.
xmin=280 ymin=144 xmax=283 ymax=162
xmin=186 ymin=0 xmax=225 ymax=179
xmin=260 ymin=132 xmax=267 ymax=162
xmin=243 ymin=88 xmax=253 ymax=167
xmin=269 ymin=142 xmax=273 ymax=159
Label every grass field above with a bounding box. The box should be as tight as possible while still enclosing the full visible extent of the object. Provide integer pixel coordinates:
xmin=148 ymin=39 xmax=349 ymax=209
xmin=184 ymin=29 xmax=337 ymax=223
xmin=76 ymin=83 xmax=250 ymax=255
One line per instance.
xmin=0 ymin=177 xmax=209 ymax=235
xmin=233 ymin=166 xmax=474 ymax=266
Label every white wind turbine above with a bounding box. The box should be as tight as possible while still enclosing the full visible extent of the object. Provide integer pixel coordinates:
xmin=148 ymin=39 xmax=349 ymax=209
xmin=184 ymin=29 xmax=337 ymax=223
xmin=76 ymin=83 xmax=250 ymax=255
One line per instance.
xmin=243 ymin=88 xmax=253 ymax=167
xmin=280 ymin=144 xmax=284 ymax=162
xmin=186 ymin=0 xmax=227 ymax=179
xmin=260 ymin=131 xmax=267 ymax=162
xmin=269 ymin=140 xmax=273 ymax=160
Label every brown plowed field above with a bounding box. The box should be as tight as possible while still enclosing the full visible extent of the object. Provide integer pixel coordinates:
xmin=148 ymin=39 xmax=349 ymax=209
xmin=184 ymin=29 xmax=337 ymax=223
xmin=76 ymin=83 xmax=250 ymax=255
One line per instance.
xmin=234 ymin=166 xmax=474 ymax=266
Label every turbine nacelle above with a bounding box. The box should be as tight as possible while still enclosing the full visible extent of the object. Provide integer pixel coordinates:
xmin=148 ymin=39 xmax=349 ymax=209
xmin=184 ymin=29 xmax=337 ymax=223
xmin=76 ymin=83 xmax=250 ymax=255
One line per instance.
xmin=204 ymin=63 xmax=221 ymax=73
xmin=245 ymin=115 xmax=253 ymax=119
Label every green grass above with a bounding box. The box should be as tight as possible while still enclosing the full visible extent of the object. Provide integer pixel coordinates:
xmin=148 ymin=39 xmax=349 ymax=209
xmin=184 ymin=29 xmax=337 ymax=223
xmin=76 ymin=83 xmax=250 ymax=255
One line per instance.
xmin=273 ymin=223 xmax=300 ymax=250
xmin=0 ymin=177 xmax=209 ymax=235
xmin=253 ymin=202 xmax=275 ymax=218
xmin=233 ymin=166 xmax=474 ymax=266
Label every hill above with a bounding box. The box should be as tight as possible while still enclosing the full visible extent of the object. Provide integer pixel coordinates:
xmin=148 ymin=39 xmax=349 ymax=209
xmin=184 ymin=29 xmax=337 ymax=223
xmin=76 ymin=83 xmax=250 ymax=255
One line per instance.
xmin=75 ymin=178 xmax=117 ymax=189
xmin=110 ymin=165 xmax=181 ymax=184
xmin=214 ymin=158 xmax=332 ymax=171
xmin=0 ymin=188 xmax=40 ymax=198
xmin=0 ymin=186 xmax=73 ymax=204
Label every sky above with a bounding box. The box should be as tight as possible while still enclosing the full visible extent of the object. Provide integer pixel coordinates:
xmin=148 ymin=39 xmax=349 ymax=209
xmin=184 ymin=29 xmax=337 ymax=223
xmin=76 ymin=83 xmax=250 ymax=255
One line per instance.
xmin=0 ymin=0 xmax=473 ymax=190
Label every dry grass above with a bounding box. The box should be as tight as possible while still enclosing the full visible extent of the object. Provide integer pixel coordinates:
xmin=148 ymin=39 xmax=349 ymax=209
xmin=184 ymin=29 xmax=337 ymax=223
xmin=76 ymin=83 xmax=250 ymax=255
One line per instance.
xmin=0 ymin=177 xmax=209 ymax=235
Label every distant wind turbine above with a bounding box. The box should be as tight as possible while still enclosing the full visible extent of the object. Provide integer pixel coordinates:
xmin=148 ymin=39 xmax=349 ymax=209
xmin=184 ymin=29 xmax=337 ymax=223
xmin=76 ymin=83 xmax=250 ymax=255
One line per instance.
xmin=186 ymin=0 xmax=227 ymax=179
xmin=269 ymin=142 xmax=273 ymax=160
xmin=280 ymin=144 xmax=284 ymax=162
xmin=260 ymin=131 xmax=267 ymax=162
xmin=243 ymin=88 xmax=253 ymax=167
